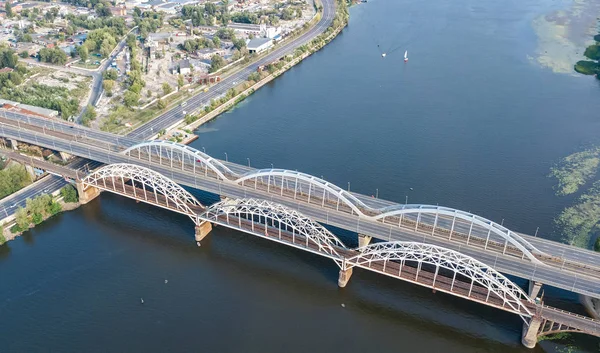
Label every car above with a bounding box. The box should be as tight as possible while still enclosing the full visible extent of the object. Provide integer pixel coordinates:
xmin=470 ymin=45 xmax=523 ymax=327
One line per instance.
xmin=43 ymin=189 xmax=49 ymax=193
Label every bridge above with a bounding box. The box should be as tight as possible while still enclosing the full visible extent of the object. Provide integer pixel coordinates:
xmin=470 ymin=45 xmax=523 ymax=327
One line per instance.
xmin=1 ymin=113 xmax=600 ymax=347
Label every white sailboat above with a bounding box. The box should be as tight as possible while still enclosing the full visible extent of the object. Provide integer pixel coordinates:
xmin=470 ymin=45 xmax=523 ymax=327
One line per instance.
xmin=381 ymin=53 xmax=386 ymax=57
xmin=404 ymin=50 xmax=408 ymax=62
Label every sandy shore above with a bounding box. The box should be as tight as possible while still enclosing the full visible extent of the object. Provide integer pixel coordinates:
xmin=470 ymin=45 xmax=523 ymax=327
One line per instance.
xmin=531 ymin=0 xmax=600 ymax=74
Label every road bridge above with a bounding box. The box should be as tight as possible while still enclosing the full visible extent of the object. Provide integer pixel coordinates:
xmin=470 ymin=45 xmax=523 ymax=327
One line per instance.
xmin=52 ymin=162 xmax=600 ymax=347
xmin=2 ymin=119 xmax=600 ymax=304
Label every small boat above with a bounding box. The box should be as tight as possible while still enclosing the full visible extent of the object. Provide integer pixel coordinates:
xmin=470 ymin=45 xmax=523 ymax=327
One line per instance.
xmin=404 ymin=50 xmax=408 ymax=62
xmin=381 ymin=53 xmax=386 ymax=57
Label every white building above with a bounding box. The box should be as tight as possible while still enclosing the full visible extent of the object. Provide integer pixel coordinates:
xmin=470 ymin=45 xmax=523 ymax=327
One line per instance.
xmin=246 ymin=38 xmax=273 ymax=54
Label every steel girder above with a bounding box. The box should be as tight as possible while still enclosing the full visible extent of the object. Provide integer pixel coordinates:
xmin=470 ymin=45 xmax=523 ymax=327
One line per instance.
xmin=82 ymin=163 xmax=203 ymax=218
xmin=346 ymin=241 xmax=534 ymax=316
xmin=203 ymin=198 xmax=348 ymax=258
xmin=122 ymin=140 xmax=234 ymax=181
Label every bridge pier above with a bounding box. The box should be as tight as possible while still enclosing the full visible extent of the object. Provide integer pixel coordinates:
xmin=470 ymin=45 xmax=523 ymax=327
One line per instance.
xmin=521 ymin=315 xmax=542 ymax=348
xmin=59 ymin=151 xmax=73 ymax=162
xmin=76 ymin=181 xmax=100 ymax=204
xmin=9 ymin=139 xmax=18 ymax=150
xmin=195 ymin=221 xmax=213 ymax=244
xmin=528 ymin=281 xmax=543 ymax=299
xmin=24 ymin=164 xmax=36 ymax=180
xmin=338 ymin=267 xmax=353 ymax=288
xmin=358 ymin=234 xmax=372 ymax=250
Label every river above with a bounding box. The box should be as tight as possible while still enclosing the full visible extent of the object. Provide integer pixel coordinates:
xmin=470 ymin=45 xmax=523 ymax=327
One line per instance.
xmin=2 ymin=0 xmax=600 ymax=351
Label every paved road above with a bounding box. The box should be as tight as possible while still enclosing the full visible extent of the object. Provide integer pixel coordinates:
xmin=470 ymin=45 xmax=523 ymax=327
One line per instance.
xmin=3 ymin=122 xmax=600 ymax=300
xmin=6 ymin=110 xmax=600 ymax=276
xmin=127 ymin=0 xmax=336 ymax=139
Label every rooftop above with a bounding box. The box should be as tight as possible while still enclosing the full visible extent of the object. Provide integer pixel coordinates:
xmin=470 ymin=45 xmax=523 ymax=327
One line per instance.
xmin=247 ymin=37 xmax=272 ymax=49
xmin=0 ymin=99 xmax=59 ymax=118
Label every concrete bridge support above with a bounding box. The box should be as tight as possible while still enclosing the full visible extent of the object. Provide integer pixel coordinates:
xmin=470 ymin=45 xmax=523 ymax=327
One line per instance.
xmin=195 ymin=221 xmax=213 ymax=244
xmin=338 ymin=267 xmax=353 ymax=288
xmin=59 ymin=151 xmax=73 ymax=162
xmin=76 ymin=180 xmax=100 ymax=204
xmin=521 ymin=315 xmax=542 ymax=348
xmin=528 ymin=281 xmax=542 ymax=299
xmin=358 ymin=234 xmax=372 ymax=249
xmin=9 ymin=139 xmax=18 ymax=150
xmin=24 ymin=164 xmax=36 ymax=180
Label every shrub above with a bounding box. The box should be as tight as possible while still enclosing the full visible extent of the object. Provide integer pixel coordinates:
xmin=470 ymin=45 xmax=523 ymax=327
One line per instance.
xmin=595 ymin=237 xmax=600 ymax=252
xmin=60 ymin=185 xmax=78 ymax=203
xmin=32 ymin=213 xmax=43 ymax=225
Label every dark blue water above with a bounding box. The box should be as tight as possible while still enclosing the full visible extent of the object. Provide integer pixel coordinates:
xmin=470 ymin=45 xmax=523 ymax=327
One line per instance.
xmin=2 ymin=0 xmax=600 ymax=352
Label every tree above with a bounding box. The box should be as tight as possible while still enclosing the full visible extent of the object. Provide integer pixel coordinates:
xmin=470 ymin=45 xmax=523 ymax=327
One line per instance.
xmin=60 ymin=185 xmax=78 ymax=203
xmin=213 ymin=36 xmax=221 ymax=47
xmin=19 ymin=50 xmax=29 ymax=58
xmin=15 ymin=207 xmax=29 ymax=230
xmin=0 ymin=47 xmax=18 ymax=69
xmin=123 ymin=91 xmax=140 ymax=107
xmin=77 ymin=45 xmax=89 ymax=62
xmin=103 ymin=79 xmax=115 ymax=96
xmin=177 ymin=74 xmax=184 ymax=89
xmin=209 ymin=54 xmax=225 ymax=73
xmin=595 ymin=237 xmax=600 ymax=252
xmin=103 ymin=68 xmax=118 ymax=80
xmin=5 ymin=1 xmax=13 ymax=18
xmin=162 ymin=82 xmax=172 ymax=96
xmin=80 ymin=104 xmax=96 ymax=126
xmin=157 ymin=98 xmax=165 ymax=109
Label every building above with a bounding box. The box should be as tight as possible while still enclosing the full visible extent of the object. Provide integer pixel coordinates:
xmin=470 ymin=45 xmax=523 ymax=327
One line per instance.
xmin=0 ymin=99 xmax=59 ymax=118
xmin=246 ymin=38 xmax=272 ymax=54
xmin=178 ymin=59 xmax=191 ymax=75
xmin=196 ymin=48 xmax=226 ymax=60
xmin=110 ymin=5 xmax=126 ymax=16
xmin=227 ymin=23 xmax=281 ymax=39
xmin=0 ymin=67 xmax=13 ymax=73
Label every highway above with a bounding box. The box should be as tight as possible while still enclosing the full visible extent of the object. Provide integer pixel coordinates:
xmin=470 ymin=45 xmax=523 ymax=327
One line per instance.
xmin=2 ymin=121 xmax=600 ymax=300
xmin=127 ymin=0 xmax=336 ymax=139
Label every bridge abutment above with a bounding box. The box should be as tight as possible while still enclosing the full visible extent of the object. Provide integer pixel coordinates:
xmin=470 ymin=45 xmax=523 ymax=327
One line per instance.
xmin=195 ymin=221 xmax=213 ymax=244
xmin=59 ymin=151 xmax=73 ymax=162
xmin=358 ymin=234 xmax=372 ymax=250
xmin=76 ymin=181 xmax=100 ymax=204
xmin=521 ymin=315 xmax=542 ymax=348
xmin=9 ymin=139 xmax=18 ymax=150
xmin=24 ymin=164 xmax=36 ymax=180
xmin=338 ymin=267 xmax=353 ymax=288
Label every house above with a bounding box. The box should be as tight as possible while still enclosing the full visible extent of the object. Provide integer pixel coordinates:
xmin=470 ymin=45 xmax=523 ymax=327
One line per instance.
xmin=0 ymin=67 xmax=14 ymax=73
xmin=178 ymin=59 xmax=191 ymax=75
xmin=109 ymin=5 xmax=126 ymax=16
xmin=247 ymin=38 xmax=272 ymax=54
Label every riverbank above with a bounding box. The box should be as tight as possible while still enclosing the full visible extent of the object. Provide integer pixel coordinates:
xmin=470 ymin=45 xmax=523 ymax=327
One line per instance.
xmin=531 ymin=0 xmax=600 ymax=74
xmin=168 ymin=0 xmax=350 ymax=133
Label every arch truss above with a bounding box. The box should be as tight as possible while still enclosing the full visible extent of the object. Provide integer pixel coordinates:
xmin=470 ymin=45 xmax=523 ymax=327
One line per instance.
xmin=345 ymin=241 xmax=534 ymax=318
xmin=202 ymin=198 xmax=348 ymax=260
xmin=234 ymin=169 xmax=369 ymax=215
xmin=82 ymin=163 xmax=204 ymax=222
xmin=119 ymin=142 xmax=544 ymax=264
xmin=374 ymin=205 xmax=543 ymax=264
xmin=123 ymin=140 xmax=235 ymax=181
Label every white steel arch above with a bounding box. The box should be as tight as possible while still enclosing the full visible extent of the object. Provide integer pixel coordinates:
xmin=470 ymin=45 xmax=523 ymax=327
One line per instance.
xmin=203 ymin=198 xmax=348 ymax=258
xmin=123 ymin=140 xmax=235 ymax=181
xmin=82 ymin=163 xmax=203 ymax=218
xmin=374 ymin=205 xmax=543 ymax=264
xmin=234 ymin=169 xmax=369 ymax=215
xmin=346 ymin=241 xmax=534 ymax=316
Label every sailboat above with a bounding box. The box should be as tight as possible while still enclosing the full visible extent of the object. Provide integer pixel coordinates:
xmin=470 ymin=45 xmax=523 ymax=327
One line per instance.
xmin=404 ymin=50 xmax=408 ymax=62
xmin=381 ymin=53 xmax=386 ymax=58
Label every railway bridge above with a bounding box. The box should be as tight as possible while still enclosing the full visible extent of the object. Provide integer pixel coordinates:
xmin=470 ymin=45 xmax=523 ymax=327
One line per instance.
xmin=2 ymin=114 xmax=600 ymax=347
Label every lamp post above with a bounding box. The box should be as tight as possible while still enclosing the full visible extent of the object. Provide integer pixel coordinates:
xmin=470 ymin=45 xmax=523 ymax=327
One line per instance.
xmin=347 ymin=182 xmax=350 ymax=192
xmin=224 ymin=152 xmax=228 ymax=162
xmin=247 ymin=158 xmax=251 ymax=167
